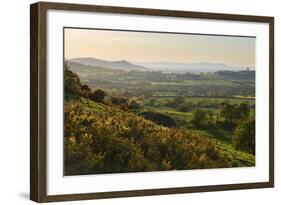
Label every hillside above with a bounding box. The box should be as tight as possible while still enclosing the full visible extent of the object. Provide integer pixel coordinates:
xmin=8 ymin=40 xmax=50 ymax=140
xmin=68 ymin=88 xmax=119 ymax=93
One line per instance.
xmin=134 ymin=61 xmax=254 ymax=73
xmin=69 ymin=57 xmax=148 ymax=71
xmin=63 ymin=64 xmax=255 ymax=175
xmin=64 ymin=94 xmax=254 ymax=175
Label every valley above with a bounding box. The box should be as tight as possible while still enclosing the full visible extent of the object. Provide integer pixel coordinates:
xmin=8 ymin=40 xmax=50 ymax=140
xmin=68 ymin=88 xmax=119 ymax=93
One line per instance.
xmin=64 ymin=58 xmax=256 ymax=175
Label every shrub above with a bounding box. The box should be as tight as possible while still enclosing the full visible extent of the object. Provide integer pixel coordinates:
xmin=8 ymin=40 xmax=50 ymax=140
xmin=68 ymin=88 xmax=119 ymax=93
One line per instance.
xmin=64 ymin=101 xmax=233 ymax=175
xmin=127 ymin=97 xmax=144 ymax=110
xmin=177 ymin=102 xmax=194 ymax=112
xmin=89 ymin=89 xmax=106 ymax=103
xmin=111 ymin=95 xmax=129 ymax=105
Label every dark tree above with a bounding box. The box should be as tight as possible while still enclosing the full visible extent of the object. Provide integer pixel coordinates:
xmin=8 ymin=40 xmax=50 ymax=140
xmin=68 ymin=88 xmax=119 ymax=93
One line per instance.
xmin=238 ymin=103 xmax=250 ymax=120
xmin=233 ymin=115 xmax=255 ymax=154
xmin=64 ymin=62 xmax=82 ymax=95
xmin=111 ymin=95 xmax=129 ymax=105
xmin=80 ymin=84 xmax=91 ymax=98
xmin=81 ymin=84 xmax=91 ymax=92
xmin=190 ymin=109 xmax=213 ymax=129
xmin=89 ymin=89 xmax=106 ymax=103
xmin=127 ymin=97 xmax=144 ymax=110
xmin=220 ymin=102 xmax=251 ymax=130
xmin=220 ymin=102 xmax=239 ymax=129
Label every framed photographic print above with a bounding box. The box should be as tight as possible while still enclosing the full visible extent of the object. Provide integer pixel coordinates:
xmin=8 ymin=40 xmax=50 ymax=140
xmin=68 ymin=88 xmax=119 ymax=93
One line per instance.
xmin=30 ymin=1 xmax=274 ymax=202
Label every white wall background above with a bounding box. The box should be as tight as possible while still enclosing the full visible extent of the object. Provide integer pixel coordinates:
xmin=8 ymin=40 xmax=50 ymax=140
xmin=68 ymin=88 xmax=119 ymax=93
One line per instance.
xmin=0 ymin=0 xmax=279 ymax=204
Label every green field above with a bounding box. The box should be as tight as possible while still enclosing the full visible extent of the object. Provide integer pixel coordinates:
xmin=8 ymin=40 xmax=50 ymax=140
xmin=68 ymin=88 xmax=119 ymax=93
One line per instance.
xmin=151 ymin=79 xmax=237 ymax=86
xmin=150 ymin=95 xmax=255 ymax=104
xmin=145 ymin=105 xmax=194 ymax=122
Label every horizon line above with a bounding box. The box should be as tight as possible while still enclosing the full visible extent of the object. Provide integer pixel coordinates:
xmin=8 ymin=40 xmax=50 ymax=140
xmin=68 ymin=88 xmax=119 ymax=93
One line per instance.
xmin=65 ymin=57 xmax=255 ymax=69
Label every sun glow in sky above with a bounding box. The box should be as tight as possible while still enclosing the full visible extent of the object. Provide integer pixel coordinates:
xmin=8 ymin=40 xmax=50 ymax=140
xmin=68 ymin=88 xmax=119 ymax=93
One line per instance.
xmin=64 ymin=28 xmax=255 ymax=67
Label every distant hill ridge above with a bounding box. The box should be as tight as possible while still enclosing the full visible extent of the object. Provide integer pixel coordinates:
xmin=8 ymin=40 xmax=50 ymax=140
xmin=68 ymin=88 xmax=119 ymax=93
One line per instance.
xmin=133 ymin=61 xmax=254 ymax=74
xmin=68 ymin=57 xmax=255 ymax=74
xmin=69 ymin=57 xmax=148 ymax=71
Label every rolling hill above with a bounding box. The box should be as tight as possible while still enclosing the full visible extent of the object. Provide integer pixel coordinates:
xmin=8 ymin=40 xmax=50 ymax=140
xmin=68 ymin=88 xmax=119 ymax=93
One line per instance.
xmin=68 ymin=57 xmax=255 ymax=74
xmin=68 ymin=57 xmax=148 ymax=71
xmin=134 ymin=61 xmax=254 ymax=74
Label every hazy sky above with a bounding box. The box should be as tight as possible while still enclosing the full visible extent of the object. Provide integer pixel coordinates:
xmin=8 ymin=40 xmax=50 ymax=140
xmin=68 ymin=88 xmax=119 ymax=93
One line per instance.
xmin=64 ymin=28 xmax=255 ymax=67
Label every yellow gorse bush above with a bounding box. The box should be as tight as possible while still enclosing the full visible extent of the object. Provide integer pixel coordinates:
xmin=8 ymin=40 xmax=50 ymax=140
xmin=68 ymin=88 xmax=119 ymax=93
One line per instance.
xmin=64 ymin=101 xmax=233 ymax=175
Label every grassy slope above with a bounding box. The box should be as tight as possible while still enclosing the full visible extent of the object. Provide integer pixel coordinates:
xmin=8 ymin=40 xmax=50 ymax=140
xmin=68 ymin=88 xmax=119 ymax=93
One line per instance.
xmin=66 ymin=94 xmax=255 ymax=168
xmin=193 ymin=130 xmax=255 ymax=167
xmin=148 ymin=96 xmax=255 ymax=105
xmin=144 ymin=104 xmax=255 ymax=166
xmin=145 ymin=105 xmax=193 ymax=121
